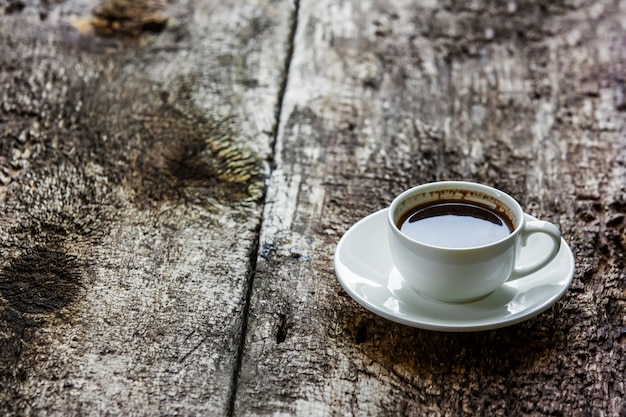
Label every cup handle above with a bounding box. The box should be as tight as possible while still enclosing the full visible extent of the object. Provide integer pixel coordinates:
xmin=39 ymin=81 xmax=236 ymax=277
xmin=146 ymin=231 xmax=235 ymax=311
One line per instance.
xmin=508 ymin=220 xmax=562 ymax=280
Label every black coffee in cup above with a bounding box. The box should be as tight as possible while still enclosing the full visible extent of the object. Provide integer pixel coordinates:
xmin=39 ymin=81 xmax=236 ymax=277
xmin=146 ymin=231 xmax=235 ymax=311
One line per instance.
xmin=398 ymin=201 xmax=514 ymax=248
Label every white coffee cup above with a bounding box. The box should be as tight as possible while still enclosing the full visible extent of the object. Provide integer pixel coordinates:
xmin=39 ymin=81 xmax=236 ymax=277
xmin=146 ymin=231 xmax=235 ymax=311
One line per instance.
xmin=387 ymin=181 xmax=561 ymax=302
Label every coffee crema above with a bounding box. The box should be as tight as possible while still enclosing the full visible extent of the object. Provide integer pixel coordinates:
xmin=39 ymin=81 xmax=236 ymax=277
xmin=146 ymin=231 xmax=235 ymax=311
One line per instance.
xmin=398 ymin=201 xmax=514 ymax=248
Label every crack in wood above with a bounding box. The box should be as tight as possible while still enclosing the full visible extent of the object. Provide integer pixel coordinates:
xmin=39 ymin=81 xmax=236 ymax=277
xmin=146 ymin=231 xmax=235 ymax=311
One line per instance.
xmin=275 ymin=313 xmax=290 ymax=344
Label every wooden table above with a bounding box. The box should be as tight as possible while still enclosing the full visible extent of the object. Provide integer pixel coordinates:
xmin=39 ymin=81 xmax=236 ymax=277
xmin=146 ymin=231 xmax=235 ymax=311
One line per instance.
xmin=1 ymin=0 xmax=624 ymax=415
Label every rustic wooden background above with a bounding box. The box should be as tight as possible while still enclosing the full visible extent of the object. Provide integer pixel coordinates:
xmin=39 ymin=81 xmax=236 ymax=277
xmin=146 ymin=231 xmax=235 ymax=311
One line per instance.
xmin=1 ymin=0 xmax=624 ymax=416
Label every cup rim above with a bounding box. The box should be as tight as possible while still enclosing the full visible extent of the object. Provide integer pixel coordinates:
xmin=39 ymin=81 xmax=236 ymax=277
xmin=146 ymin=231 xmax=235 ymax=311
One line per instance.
xmin=388 ymin=181 xmax=525 ymax=251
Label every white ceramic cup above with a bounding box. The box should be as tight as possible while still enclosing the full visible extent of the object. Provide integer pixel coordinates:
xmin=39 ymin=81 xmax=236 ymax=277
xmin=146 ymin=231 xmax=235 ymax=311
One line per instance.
xmin=388 ymin=181 xmax=562 ymax=302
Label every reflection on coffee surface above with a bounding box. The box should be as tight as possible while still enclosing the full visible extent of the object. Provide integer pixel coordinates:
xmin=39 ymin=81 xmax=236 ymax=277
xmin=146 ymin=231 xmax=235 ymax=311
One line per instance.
xmin=398 ymin=201 xmax=513 ymax=248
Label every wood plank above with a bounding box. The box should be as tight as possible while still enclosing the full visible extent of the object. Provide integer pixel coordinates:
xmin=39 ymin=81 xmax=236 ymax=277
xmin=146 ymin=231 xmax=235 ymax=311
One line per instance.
xmin=0 ymin=0 xmax=293 ymax=415
xmin=234 ymin=0 xmax=626 ymax=415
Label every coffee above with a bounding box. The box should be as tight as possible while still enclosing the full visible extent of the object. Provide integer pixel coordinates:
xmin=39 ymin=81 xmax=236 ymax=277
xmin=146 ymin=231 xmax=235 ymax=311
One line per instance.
xmin=398 ymin=201 xmax=514 ymax=248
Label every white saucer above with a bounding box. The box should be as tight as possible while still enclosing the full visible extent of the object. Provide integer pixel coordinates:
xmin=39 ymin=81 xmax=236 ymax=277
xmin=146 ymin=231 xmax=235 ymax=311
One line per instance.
xmin=334 ymin=208 xmax=575 ymax=332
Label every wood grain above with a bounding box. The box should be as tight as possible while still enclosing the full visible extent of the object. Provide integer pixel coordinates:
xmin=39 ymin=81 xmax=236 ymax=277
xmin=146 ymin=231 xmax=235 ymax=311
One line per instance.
xmin=234 ymin=0 xmax=626 ymax=416
xmin=0 ymin=0 xmax=294 ymax=415
xmin=1 ymin=0 xmax=625 ymax=415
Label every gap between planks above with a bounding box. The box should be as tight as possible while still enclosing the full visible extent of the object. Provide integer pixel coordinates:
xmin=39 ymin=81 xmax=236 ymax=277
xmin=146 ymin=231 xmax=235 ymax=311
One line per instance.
xmin=226 ymin=1 xmax=301 ymax=416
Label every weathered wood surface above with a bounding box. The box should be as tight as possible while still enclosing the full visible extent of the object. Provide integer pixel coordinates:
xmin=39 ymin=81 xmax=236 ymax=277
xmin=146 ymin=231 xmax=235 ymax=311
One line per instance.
xmin=0 ymin=0 xmax=294 ymax=415
xmin=234 ymin=0 xmax=626 ymax=416
xmin=1 ymin=0 xmax=625 ymax=416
